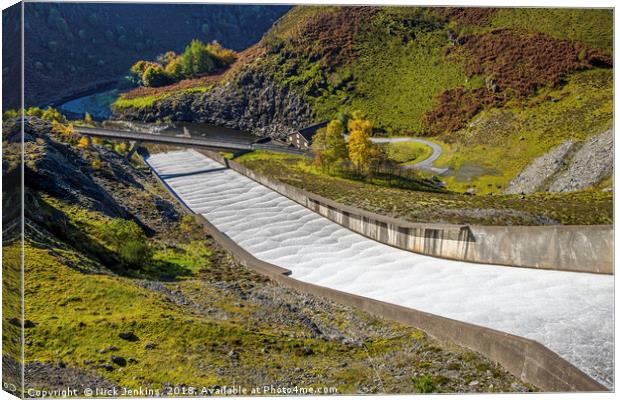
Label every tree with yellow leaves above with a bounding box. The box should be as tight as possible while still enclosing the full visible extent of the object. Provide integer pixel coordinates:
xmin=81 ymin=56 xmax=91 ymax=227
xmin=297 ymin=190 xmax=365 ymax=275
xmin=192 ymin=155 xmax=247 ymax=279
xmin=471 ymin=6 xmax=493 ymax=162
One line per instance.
xmin=347 ymin=114 xmax=377 ymax=172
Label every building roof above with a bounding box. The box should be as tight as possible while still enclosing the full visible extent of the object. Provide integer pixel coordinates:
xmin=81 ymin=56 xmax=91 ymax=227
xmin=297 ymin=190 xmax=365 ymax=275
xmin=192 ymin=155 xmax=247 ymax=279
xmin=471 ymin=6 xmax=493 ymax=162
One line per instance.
xmin=288 ymin=121 xmax=329 ymax=142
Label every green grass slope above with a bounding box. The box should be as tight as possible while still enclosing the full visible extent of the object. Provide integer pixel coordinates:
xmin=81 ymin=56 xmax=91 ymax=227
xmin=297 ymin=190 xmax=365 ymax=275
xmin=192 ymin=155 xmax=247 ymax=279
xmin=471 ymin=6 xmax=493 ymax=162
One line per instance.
xmin=254 ymin=6 xmax=612 ymax=134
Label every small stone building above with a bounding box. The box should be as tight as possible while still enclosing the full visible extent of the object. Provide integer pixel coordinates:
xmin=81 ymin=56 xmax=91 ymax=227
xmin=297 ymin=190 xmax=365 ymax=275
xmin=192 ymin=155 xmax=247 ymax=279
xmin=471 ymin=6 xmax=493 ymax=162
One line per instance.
xmin=287 ymin=121 xmax=328 ymax=149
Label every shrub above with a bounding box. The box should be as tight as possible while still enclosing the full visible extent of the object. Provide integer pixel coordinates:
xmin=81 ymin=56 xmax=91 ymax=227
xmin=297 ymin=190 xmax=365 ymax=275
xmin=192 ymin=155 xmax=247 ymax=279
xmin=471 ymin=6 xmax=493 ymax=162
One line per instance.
xmin=90 ymin=157 xmax=102 ymax=170
xmin=114 ymin=142 xmax=128 ymax=155
xmin=102 ymin=219 xmax=152 ymax=266
xmin=40 ymin=107 xmax=65 ymax=123
xmin=3 ymin=109 xmax=20 ymax=121
xmin=77 ymin=137 xmax=90 ymax=149
xmin=206 ymin=41 xmax=237 ymax=66
xmin=26 ymin=107 xmax=44 ymax=118
xmin=84 ymin=112 xmax=93 ymax=125
xmin=412 ymin=374 xmax=435 ymax=393
xmin=51 ymin=121 xmax=74 ymax=136
xmin=142 ymin=65 xmax=172 ymax=87
xmin=130 ymin=60 xmax=158 ymax=79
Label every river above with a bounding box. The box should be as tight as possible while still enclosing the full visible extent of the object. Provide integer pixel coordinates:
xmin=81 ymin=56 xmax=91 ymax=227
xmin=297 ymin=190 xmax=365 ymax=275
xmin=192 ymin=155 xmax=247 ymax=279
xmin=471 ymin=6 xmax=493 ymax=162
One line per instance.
xmin=58 ymin=90 xmax=254 ymax=143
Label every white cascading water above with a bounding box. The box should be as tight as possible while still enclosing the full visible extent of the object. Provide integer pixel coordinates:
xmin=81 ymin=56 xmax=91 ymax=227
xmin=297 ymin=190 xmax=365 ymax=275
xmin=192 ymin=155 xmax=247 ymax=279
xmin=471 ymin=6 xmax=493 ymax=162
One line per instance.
xmin=146 ymin=149 xmax=613 ymax=389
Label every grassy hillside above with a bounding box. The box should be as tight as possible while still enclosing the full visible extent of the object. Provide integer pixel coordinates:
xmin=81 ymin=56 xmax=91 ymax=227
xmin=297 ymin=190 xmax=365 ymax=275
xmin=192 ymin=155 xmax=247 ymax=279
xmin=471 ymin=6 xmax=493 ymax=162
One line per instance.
xmin=235 ymin=151 xmax=612 ymax=226
xmin=252 ymin=6 xmax=612 ymax=134
xmin=116 ymin=6 xmax=612 ymax=134
xmin=115 ymin=6 xmax=612 ymax=196
xmin=115 ymin=6 xmax=613 ymax=135
xmin=435 ymin=68 xmax=613 ymax=193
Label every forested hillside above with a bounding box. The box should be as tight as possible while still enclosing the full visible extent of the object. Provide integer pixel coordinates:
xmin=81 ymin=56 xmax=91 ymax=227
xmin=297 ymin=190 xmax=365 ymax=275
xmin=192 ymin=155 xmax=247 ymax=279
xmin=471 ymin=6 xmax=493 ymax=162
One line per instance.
xmin=9 ymin=2 xmax=289 ymax=108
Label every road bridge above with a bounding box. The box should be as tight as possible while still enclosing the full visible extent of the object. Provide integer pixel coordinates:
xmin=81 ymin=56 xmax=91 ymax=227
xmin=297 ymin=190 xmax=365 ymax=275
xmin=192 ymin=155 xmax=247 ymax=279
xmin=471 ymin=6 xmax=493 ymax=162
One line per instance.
xmin=75 ymin=126 xmax=308 ymax=156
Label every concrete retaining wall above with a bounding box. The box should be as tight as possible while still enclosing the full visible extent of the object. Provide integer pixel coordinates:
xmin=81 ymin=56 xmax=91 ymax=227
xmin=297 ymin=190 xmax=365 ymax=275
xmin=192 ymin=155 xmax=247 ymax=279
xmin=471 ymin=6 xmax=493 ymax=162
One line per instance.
xmin=199 ymin=150 xmax=613 ymax=274
xmin=148 ymin=162 xmax=607 ymax=392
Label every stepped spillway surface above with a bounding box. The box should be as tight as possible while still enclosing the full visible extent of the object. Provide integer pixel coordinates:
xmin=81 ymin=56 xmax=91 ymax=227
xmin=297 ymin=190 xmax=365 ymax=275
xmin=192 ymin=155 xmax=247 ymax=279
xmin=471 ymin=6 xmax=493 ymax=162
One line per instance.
xmin=146 ymin=149 xmax=613 ymax=388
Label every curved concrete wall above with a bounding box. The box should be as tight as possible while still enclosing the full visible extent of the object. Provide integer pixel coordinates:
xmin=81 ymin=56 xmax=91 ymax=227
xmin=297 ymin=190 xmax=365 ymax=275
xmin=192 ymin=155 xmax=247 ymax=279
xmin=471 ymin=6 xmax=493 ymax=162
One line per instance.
xmin=198 ymin=150 xmax=613 ymax=274
xmin=148 ymin=162 xmax=606 ymax=392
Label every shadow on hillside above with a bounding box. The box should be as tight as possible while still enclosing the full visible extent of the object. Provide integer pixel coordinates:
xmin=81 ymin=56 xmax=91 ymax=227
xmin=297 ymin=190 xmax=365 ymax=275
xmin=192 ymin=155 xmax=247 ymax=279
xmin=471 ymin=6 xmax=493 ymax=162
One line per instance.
xmin=27 ymin=192 xmax=192 ymax=281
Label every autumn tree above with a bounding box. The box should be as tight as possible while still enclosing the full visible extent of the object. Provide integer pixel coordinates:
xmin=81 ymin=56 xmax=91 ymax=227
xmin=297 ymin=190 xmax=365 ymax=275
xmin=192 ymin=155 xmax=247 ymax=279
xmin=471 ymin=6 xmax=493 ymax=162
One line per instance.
xmin=130 ymin=60 xmax=158 ymax=78
xmin=206 ymin=41 xmax=237 ymax=66
xmin=347 ymin=115 xmax=377 ymax=172
xmin=164 ymin=56 xmax=184 ymax=81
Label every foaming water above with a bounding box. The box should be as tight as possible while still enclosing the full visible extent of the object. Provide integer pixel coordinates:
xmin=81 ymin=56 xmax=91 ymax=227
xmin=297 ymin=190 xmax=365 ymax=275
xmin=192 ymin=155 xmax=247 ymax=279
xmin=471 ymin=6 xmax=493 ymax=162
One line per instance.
xmin=146 ymin=149 xmax=614 ymax=388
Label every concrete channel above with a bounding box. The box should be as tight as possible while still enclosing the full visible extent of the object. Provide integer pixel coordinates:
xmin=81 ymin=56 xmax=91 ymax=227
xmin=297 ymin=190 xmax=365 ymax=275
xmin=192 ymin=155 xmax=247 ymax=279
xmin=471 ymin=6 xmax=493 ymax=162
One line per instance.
xmin=145 ymin=149 xmax=613 ymax=391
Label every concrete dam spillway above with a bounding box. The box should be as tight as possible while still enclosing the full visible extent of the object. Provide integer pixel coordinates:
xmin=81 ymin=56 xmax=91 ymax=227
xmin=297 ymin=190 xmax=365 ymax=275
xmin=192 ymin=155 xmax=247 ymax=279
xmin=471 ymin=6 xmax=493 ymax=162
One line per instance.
xmin=146 ymin=149 xmax=613 ymax=389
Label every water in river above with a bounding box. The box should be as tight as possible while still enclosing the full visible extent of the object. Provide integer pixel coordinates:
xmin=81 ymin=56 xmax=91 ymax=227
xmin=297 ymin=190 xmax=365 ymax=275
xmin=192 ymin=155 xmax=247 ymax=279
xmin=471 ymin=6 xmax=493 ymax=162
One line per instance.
xmin=58 ymin=89 xmax=119 ymax=120
xmin=59 ymin=89 xmax=254 ymax=143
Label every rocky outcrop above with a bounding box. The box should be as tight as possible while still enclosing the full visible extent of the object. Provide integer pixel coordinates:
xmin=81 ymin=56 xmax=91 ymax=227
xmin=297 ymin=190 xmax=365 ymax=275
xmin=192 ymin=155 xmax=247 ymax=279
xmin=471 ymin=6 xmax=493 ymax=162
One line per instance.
xmin=113 ymin=70 xmax=314 ymax=140
xmin=505 ymin=129 xmax=613 ymax=194
xmin=504 ymin=140 xmax=575 ymax=194
xmin=547 ymin=129 xmax=613 ymax=192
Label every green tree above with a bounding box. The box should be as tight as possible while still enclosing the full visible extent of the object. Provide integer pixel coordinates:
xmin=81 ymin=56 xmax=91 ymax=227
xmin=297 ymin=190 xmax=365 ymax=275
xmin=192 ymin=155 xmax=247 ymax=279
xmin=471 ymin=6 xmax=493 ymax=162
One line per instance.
xmin=142 ymin=65 xmax=172 ymax=87
xmin=103 ymin=219 xmax=152 ymax=266
xmin=324 ymin=120 xmax=348 ymax=161
xmin=311 ymin=127 xmax=329 ymax=167
xmin=180 ymin=39 xmax=217 ymax=77
xmin=312 ymin=119 xmax=348 ymax=168
xmin=84 ymin=112 xmax=93 ymax=125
